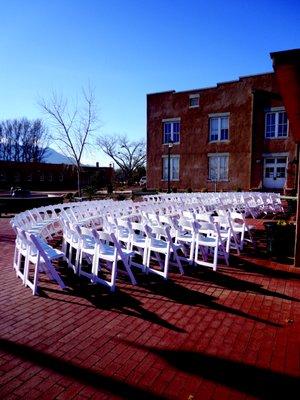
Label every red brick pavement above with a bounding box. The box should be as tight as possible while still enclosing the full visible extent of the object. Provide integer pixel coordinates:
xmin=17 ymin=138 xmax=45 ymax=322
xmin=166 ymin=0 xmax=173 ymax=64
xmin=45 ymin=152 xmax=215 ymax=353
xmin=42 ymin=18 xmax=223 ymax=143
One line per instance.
xmin=0 ymin=216 xmax=300 ymax=399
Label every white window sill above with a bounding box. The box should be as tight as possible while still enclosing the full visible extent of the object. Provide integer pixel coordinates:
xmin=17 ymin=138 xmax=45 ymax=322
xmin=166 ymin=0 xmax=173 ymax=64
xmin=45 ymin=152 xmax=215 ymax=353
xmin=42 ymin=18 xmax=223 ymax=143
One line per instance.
xmin=161 ymin=179 xmax=180 ymax=182
xmin=207 ymin=179 xmax=229 ymax=182
xmin=209 ymin=140 xmax=230 ymax=144
xmin=264 ymin=136 xmax=288 ymax=140
xmin=163 ymin=142 xmax=180 ymax=145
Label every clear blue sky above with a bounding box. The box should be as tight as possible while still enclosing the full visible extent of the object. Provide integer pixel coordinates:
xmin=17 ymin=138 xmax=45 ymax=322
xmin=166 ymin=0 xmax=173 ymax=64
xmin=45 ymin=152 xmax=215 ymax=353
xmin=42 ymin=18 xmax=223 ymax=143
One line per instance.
xmin=0 ymin=0 xmax=299 ymax=165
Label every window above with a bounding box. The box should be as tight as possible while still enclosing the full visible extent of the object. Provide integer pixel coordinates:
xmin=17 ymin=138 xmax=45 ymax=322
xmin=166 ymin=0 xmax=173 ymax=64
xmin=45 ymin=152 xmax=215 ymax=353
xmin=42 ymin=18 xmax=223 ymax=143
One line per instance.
xmin=40 ymin=173 xmax=45 ymax=182
xmin=189 ymin=94 xmax=199 ymax=108
xmin=265 ymin=109 xmax=288 ymax=138
xmin=162 ymin=156 xmax=180 ymax=180
xmin=208 ymin=154 xmax=229 ymax=181
xmin=163 ymin=119 xmax=180 ymax=144
xmin=209 ymin=115 xmax=229 ymax=141
xmin=59 ymin=173 xmax=64 ymax=182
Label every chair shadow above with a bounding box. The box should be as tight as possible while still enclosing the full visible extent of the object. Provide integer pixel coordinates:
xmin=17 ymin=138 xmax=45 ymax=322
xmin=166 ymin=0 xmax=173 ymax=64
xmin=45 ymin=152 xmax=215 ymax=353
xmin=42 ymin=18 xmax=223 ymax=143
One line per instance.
xmin=230 ymin=253 xmax=300 ymax=280
xmin=41 ymin=267 xmax=185 ymax=333
xmin=0 ymin=338 xmax=167 ymax=400
xmin=184 ymin=262 xmax=300 ymax=303
xmin=122 ymin=341 xmax=300 ymax=399
xmin=0 ymin=234 xmax=16 ymax=243
xmin=135 ymin=272 xmax=283 ymax=327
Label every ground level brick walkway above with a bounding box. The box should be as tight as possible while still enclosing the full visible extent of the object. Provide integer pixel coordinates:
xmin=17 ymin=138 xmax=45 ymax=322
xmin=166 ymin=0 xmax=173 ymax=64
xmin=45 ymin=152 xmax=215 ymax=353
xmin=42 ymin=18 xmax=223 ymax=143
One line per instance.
xmin=0 ymin=216 xmax=299 ymax=399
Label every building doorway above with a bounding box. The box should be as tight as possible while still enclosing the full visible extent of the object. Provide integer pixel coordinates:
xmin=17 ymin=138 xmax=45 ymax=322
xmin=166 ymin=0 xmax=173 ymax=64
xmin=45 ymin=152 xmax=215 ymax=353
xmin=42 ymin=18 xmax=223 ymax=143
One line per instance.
xmin=263 ymin=155 xmax=287 ymax=189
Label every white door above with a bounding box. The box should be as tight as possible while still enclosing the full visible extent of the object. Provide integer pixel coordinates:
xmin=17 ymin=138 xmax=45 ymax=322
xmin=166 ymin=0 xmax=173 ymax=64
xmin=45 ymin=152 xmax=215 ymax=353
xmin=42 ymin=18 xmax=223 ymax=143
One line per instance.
xmin=263 ymin=156 xmax=287 ymax=189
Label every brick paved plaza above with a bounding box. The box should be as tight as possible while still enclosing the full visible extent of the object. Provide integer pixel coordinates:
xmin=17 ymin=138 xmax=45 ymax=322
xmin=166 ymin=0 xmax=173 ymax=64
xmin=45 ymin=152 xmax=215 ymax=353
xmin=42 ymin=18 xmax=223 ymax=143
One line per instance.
xmin=0 ymin=216 xmax=300 ymax=399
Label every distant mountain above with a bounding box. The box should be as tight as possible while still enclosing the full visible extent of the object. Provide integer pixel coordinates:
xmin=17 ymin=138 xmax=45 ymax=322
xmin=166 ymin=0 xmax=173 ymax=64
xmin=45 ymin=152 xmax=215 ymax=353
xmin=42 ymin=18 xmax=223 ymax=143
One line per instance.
xmin=43 ymin=148 xmax=75 ymax=164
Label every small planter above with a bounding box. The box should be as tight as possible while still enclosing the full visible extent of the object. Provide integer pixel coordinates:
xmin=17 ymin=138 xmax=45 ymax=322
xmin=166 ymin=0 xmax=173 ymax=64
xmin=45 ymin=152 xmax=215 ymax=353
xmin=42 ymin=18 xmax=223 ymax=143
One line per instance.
xmin=264 ymin=222 xmax=295 ymax=257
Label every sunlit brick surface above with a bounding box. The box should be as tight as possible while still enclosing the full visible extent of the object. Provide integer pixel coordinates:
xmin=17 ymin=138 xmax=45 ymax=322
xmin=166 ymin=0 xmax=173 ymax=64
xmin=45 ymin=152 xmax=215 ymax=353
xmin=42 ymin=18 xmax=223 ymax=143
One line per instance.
xmin=0 ymin=217 xmax=299 ymax=399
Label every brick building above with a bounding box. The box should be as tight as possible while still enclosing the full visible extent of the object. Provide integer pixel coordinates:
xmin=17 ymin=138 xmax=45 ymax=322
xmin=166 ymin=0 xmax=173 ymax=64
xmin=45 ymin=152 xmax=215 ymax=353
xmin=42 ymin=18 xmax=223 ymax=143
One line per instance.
xmin=147 ymin=72 xmax=297 ymax=193
xmin=0 ymin=161 xmax=113 ymax=191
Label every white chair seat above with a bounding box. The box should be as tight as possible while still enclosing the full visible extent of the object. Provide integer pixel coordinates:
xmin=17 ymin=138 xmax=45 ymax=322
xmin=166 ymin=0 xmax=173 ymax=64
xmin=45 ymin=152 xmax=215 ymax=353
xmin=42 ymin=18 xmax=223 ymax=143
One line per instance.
xmin=150 ymin=238 xmax=168 ymax=250
xmin=176 ymin=232 xmax=193 ymax=241
xmin=197 ymin=235 xmax=217 ymax=245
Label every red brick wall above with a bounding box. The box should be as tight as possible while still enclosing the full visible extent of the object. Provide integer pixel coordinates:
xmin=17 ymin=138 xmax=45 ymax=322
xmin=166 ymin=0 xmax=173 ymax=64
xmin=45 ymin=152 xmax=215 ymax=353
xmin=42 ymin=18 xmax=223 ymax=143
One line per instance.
xmin=0 ymin=161 xmax=113 ymax=191
xmin=147 ymin=73 xmax=296 ymax=192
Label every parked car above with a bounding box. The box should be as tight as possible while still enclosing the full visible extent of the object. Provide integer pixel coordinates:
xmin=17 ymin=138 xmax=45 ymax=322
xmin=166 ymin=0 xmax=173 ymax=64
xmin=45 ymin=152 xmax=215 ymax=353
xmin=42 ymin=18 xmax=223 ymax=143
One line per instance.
xmin=139 ymin=176 xmax=147 ymax=186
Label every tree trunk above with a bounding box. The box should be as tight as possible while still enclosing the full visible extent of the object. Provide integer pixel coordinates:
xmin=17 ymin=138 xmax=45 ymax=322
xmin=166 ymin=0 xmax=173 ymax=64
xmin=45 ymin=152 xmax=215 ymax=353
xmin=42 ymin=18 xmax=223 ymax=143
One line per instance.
xmin=77 ymin=167 xmax=81 ymax=197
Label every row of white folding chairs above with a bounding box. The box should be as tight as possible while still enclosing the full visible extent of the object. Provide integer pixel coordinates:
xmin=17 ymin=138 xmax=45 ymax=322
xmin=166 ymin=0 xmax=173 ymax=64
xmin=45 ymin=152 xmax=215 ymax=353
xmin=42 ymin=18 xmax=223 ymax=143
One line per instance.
xmin=60 ymin=217 xmax=186 ymax=290
xmin=10 ymin=191 xmax=270 ymax=243
xmin=109 ymin=209 xmax=247 ymax=273
xmin=142 ymin=210 xmax=248 ymax=269
xmin=13 ymin=226 xmax=66 ymax=295
xmin=12 ymin=203 xmax=250 ymax=295
xmin=10 ymin=199 xmax=118 ymax=238
xmin=143 ymin=191 xmax=283 ymax=217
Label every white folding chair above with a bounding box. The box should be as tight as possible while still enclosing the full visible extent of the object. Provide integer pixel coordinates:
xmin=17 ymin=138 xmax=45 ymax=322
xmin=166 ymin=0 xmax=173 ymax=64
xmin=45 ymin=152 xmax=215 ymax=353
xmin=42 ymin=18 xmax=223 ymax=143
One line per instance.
xmin=213 ymin=214 xmax=241 ymax=255
xmin=144 ymin=225 xmax=184 ymax=279
xmin=61 ymin=220 xmax=81 ymax=273
xmin=229 ymin=211 xmax=254 ymax=250
xmin=173 ymin=217 xmax=195 ymax=264
xmin=91 ymin=229 xmax=137 ymax=292
xmin=115 ymin=218 xmax=131 ymax=250
xmin=193 ymin=221 xmax=229 ymax=271
xmin=13 ymin=227 xmax=28 ymax=282
xmin=128 ymin=221 xmax=148 ymax=271
xmin=23 ymin=232 xmax=66 ymax=295
xmin=75 ymin=225 xmax=97 ymax=279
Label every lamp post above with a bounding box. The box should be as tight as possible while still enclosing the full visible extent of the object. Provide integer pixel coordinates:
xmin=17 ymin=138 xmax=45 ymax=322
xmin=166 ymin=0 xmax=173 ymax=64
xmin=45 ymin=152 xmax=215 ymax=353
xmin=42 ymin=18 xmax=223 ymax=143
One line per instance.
xmin=167 ymin=141 xmax=173 ymax=193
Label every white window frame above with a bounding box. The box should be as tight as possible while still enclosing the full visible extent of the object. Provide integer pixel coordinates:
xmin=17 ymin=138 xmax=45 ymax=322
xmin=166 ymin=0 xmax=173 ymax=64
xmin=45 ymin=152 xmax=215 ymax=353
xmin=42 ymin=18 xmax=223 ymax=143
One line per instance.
xmin=189 ymin=94 xmax=199 ymax=108
xmin=162 ymin=155 xmax=180 ymax=181
xmin=163 ymin=118 xmax=180 ymax=144
xmin=265 ymin=107 xmax=288 ymax=139
xmin=208 ymin=153 xmax=229 ymax=182
xmin=209 ymin=113 xmax=229 ymax=142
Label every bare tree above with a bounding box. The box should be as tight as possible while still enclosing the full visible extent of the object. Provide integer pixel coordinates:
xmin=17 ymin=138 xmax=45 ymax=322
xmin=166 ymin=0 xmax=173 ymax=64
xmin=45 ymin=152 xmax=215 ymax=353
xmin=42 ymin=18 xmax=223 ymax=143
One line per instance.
xmin=0 ymin=118 xmax=48 ymax=162
xmin=97 ymin=135 xmax=146 ymax=185
xmin=39 ymin=87 xmax=97 ymax=195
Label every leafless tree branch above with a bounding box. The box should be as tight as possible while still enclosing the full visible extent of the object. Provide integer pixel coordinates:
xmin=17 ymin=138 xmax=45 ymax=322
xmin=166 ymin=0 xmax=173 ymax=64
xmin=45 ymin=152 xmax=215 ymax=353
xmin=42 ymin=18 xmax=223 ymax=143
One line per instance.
xmin=97 ymin=134 xmax=146 ymax=184
xmin=38 ymin=86 xmax=98 ymax=195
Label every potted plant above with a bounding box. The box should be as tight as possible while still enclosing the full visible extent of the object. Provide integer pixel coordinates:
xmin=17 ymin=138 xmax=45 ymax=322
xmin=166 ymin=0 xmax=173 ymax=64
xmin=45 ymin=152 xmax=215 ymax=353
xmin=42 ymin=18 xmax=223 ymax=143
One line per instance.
xmin=264 ymin=220 xmax=295 ymax=257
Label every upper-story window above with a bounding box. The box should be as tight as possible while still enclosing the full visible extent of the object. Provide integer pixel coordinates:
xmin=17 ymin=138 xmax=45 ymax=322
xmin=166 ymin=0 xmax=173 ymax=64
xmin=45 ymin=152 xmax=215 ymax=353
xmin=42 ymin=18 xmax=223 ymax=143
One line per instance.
xmin=265 ymin=108 xmax=288 ymax=138
xmin=189 ymin=94 xmax=199 ymax=108
xmin=163 ymin=118 xmax=180 ymax=144
xmin=209 ymin=113 xmax=229 ymax=142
